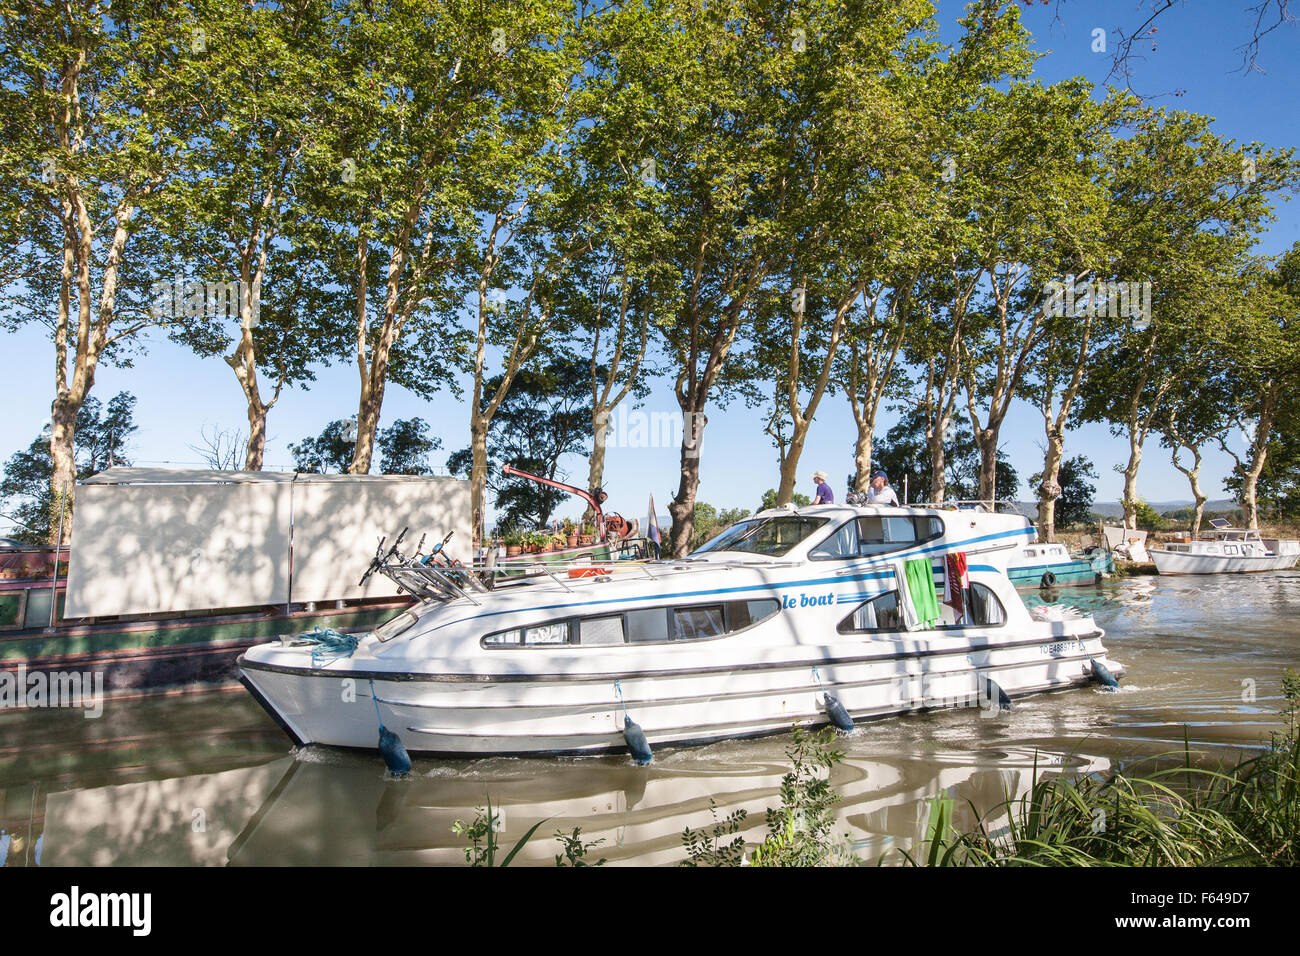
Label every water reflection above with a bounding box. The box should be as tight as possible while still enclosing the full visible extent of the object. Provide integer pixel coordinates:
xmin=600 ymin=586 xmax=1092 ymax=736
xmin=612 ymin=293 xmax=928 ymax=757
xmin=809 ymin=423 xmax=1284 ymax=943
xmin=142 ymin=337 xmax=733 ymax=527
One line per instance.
xmin=37 ymin=741 xmax=1108 ymax=866
xmin=4 ymin=574 xmax=1298 ymax=866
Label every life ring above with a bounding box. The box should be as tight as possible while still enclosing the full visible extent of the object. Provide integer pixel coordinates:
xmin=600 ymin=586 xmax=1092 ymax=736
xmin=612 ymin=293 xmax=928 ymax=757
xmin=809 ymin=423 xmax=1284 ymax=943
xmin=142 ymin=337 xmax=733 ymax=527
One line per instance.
xmin=1040 ymin=570 xmax=1057 ymax=588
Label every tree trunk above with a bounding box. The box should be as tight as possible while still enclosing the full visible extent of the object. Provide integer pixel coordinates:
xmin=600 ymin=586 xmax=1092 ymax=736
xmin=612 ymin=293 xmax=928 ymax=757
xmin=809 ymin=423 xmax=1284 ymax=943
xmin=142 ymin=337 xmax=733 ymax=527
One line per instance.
xmin=244 ymin=398 xmax=268 ymax=471
xmin=667 ymin=410 xmax=705 ymax=558
xmin=775 ymin=431 xmax=806 ymax=505
xmin=585 ymin=408 xmax=610 ymax=524
xmin=1240 ymin=379 xmax=1281 ymax=531
xmin=352 ymin=380 xmax=384 ymax=475
xmin=47 ymin=396 xmax=79 ymax=544
xmin=1183 ymin=456 xmax=1206 ymax=537
xmin=853 ymin=431 xmax=872 ymax=495
xmin=470 ymin=415 xmax=489 ymax=543
xmin=1036 ymin=433 xmax=1065 ymax=543
xmin=841 ymin=290 xmax=907 ymax=494
xmin=1121 ymin=439 xmax=1142 ymax=531
xmin=976 ymin=431 xmax=998 ymax=504
xmin=929 ymin=433 xmax=946 ymax=504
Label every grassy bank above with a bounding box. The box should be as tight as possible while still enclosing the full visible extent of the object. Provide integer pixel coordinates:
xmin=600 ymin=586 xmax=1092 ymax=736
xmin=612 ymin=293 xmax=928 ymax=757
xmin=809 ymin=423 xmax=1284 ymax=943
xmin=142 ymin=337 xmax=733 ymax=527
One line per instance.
xmin=451 ymin=670 xmax=1300 ymax=867
xmin=897 ymin=669 xmax=1300 ymax=867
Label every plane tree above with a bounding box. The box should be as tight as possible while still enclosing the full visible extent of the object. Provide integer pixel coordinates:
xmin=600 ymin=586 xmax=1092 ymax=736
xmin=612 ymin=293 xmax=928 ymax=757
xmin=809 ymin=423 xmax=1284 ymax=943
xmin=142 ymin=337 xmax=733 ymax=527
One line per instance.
xmin=749 ymin=0 xmax=937 ymax=506
xmin=954 ymin=77 xmax=1113 ymax=506
xmin=1076 ymin=108 xmax=1297 ymax=528
xmin=897 ymin=2 xmax=1040 ymax=504
xmin=1212 ymin=244 xmax=1300 ymax=528
xmin=287 ymin=0 xmax=580 ymax=492
xmin=0 ymin=0 xmax=198 ymax=540
xmin=158 ymin=0 xmax=347 ymax=470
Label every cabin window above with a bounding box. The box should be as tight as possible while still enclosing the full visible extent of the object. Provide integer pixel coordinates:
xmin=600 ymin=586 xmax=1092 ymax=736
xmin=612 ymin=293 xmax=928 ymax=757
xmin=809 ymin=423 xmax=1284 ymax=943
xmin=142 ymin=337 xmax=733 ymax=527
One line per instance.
xmin=811 ymin=515 xmax=944 ymax=560
xmin=626 ymin=608 xmax=670 ymax=643
xmin=958 ymin=583 xmax=1006 ymax=627
xmin=693 ymin=516 xmax=830 ymax=557
xmin=1224 ymin=545 xmax=1239 ymax=556
xmin=483 ymin=599 xmax=781 ymax=648
xmin=810 ymin=520 xmax=859 ymax=558
xmin=580 ymin=615 xmax=626 ymax=646
xmin=483 ymin=620 xmax=573 ymax=646
xmin=837 ymin=591 xmax=902 ymax=633
xmin=0 ymin=590 xmax=27 ymax=631
xmin=673 ymin=605 xmax=725 ymax=640
xmin=837 ymin=582 xmax=1005 ymax=634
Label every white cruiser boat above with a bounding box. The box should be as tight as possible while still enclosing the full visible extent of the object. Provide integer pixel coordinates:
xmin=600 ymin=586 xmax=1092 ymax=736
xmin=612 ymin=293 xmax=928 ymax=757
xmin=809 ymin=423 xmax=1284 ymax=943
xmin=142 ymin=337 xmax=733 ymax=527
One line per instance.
xmin=1149 ymin=519 xmax=1299 ymax=575
xmin=238 ymin=505 xmax=1125 ymax=758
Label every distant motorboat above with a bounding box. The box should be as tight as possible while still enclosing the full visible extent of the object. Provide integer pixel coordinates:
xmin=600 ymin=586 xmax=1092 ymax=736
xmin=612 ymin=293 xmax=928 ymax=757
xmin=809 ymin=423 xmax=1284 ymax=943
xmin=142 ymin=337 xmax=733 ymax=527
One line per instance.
xmin=909 ymin=500 xmax=1114 ymax=589
xmin=1005 ymin=541 xmax=1114 ymax=589
xmin=1149 ymin=519 xmax=1300 ymax=575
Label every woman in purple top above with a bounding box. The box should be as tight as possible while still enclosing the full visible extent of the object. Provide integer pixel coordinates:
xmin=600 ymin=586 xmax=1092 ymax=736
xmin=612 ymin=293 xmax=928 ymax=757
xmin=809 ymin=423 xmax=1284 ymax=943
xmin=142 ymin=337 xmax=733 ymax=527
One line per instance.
xmin=811 ymin=470 xmax=834 ymax=504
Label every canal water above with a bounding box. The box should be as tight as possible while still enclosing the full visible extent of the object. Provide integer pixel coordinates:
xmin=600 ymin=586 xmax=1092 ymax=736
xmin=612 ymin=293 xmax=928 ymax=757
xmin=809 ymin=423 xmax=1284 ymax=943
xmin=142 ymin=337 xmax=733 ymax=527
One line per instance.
xmin=2 ymin=573 xmax=1297 ymax=866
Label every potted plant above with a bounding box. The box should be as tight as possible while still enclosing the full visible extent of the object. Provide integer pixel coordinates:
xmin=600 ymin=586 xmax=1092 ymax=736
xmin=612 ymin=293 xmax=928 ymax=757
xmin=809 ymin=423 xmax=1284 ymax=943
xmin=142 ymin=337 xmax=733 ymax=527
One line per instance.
xmin=503 ymin=530 xmax=523 ymax=557
xmin=579 ymin=523 xmax=596 ymax=546
xmin=562 ymin=518 xmax=579 ymax=548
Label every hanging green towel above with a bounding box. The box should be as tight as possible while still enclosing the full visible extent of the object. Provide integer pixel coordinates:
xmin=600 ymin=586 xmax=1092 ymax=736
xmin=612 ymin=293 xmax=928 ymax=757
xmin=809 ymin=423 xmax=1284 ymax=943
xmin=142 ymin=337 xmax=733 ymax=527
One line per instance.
xmin=904 ymin=557 xmax=941 ymax=629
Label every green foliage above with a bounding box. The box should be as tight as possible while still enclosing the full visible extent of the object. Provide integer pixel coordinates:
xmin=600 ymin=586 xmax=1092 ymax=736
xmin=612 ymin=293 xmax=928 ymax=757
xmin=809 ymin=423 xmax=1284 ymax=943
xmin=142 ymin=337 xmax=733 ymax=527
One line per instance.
xmin=1 ymin=393 xmax=137 ymax=543
xmin=749 ymin=727 xmax=857 ymax=867
xmin=1131 ymin=498 xmax=1163 ymax=531
xmin=872 ymin=413 xmax=1018 ymax=502
xmin=1222 ymin=389 xmax=1300 ymax=521
xmin=758 ymin=489 xmax=811 ymax=512
xmin=450 ymin=796 xmax=549 ymax=868
xmin=377 ymin=418 xmax=441 ymax=476
xmin=680 ymin=726 xmax=857 ymax=867
xmin=451 ymin=799 xmax=606 ymax=867
xmin=896 ymin=670 xmax=1300 ymax=867
xmin=290 ymin=416 xmax=440 ymax=475
xmin=448 ymin=357 xmax=593 ymax=528
xmin=689 ymin=502 xmax=751 ymax=551
xmin=553 ymin=827 xmax=607 ymax=867
xmin=680 ymin=799 xmax=748 ymax=867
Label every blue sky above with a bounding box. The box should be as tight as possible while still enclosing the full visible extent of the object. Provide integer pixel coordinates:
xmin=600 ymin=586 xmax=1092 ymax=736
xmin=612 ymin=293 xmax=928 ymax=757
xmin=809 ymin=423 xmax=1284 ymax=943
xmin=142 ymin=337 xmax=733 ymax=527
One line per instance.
xmin=4 ymin=1 xmax=1298 ymax=531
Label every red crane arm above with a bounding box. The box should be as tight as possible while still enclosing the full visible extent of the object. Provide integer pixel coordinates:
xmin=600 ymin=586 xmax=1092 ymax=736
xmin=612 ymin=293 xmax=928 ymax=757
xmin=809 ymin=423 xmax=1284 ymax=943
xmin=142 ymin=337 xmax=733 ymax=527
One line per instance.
xmin=500 ymin=464 xmax=607 ymax=539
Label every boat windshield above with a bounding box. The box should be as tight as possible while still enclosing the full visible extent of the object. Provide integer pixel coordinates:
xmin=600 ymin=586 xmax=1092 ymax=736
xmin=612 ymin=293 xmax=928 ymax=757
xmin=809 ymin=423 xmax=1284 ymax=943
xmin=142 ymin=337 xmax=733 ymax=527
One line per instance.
xmin=692 ymin=515 xmax=830 ymax=557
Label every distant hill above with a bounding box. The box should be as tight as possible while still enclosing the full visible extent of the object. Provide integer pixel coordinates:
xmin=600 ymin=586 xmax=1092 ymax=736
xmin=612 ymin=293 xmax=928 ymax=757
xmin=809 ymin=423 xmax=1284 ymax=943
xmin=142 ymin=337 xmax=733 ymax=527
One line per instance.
xmin=1013 ymin=500 xmax=1240 ymax=519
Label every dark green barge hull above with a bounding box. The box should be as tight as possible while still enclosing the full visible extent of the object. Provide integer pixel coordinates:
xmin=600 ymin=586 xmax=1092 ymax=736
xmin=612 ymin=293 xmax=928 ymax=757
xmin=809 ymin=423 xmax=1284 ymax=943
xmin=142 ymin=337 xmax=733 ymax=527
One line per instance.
xmin=0 ymin=598 xmax=411 ymax=695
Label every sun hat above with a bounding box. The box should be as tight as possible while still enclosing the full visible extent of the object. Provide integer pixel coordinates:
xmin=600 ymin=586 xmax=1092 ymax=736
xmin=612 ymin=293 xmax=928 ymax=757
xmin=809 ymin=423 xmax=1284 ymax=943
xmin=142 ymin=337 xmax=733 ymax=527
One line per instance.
xmin=811 ymin=470 xmax=828 ymax=482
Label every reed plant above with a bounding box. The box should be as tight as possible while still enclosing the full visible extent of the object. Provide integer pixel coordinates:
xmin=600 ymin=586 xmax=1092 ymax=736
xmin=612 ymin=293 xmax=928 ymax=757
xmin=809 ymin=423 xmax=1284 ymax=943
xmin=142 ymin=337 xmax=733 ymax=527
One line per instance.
xmin=899 ymin=668 xmax=1300 ymax=867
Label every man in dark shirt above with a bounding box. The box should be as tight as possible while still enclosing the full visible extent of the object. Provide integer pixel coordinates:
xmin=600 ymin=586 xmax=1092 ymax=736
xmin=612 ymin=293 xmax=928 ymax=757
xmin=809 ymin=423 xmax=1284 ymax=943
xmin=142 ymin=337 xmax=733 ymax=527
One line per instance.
xmin=811 ymin=470 xmax=834 ymax=504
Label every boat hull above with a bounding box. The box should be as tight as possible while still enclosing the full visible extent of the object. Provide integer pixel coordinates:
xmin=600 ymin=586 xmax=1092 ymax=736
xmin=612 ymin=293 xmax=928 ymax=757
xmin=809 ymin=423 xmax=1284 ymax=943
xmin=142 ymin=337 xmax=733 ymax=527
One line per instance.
xmin=1006 ymin=553 xmax=1113 ymax=588
xmin=1149 ymin=549 xmax=1299 ymax=575
xmin=239 ymin=624 xmax=1121 ymax=756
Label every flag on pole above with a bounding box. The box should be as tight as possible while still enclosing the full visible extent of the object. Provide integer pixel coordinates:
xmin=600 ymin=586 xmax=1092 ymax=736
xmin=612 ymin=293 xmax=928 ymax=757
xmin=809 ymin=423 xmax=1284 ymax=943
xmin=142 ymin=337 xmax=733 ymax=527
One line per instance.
xmin=647 ymin=494 xmax=662 ymax=557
